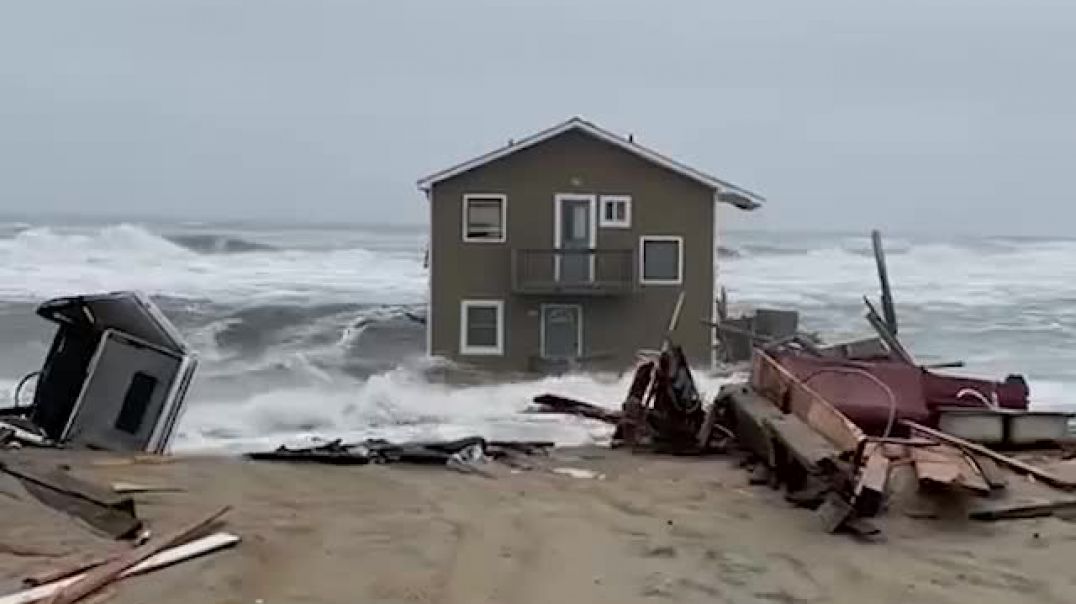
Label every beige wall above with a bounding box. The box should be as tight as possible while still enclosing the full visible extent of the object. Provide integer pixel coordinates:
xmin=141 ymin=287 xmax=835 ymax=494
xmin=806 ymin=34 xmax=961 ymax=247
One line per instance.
xmin=429 ymin=130 xmax=715 ymax=372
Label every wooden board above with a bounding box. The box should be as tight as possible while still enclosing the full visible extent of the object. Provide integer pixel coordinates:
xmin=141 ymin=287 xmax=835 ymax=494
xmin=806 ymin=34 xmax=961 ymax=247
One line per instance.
xmin=911 ymin=445 xmax=990 ymax=494
xmin=1 ymin=533 xmax=239 ymax=604
xmin=904 ymin=420 xmax=1076 ymax=490
xmin=751 ymin=352 xmax=865 ymax=453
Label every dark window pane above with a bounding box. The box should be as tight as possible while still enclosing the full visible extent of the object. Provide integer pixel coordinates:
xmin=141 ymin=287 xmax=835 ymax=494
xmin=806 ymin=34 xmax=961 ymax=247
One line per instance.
xmin=643 ymin=240 xmax=680 ymax=281
xmin=466 ymin=305 xmax=499 ymax=347
xmin=115 ymin=372 xmax=157 ymax=434
xmin=466 ymin=198 xmax=504 ymax=240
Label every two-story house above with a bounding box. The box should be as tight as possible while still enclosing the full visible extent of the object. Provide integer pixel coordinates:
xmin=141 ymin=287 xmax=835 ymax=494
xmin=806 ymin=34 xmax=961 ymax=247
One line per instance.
xmin=418 ymin=117 xmax=763 ymax=373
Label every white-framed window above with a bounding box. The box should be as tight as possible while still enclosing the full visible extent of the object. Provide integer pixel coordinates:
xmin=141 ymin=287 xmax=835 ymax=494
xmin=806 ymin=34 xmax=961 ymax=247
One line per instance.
xmin=639 ymin=236 xmax=684 ymax=285
xmin=462 ymin=194 xmax=506 ymax=243
xmin=459 ymin=299 xmax=505 ymax=355
xmin=599 ymin=195 xmax=631 ymax=228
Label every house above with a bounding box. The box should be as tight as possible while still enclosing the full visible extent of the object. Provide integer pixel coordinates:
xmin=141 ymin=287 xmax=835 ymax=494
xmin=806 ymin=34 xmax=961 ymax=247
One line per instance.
xmin=418 ymin=117 xmax=763 ymax=373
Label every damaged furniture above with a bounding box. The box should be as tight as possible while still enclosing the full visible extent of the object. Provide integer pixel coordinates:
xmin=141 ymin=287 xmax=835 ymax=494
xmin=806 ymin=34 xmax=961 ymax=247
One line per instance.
xmin=2 ymin=291 xmax=197 ymax=454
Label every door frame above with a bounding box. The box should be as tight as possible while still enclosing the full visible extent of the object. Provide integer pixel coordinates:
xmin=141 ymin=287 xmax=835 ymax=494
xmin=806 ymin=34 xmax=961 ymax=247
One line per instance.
xmin=539 ymin=303 xmax=584 ymax=359
xmin=553 ymin=193 xmax=597 ymax=281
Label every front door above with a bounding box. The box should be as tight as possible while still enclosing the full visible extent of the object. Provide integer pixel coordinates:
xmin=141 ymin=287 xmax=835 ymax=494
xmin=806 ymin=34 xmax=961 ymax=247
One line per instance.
xmin=555 ymin=194 xmax=595 ymax=283
xmin=542 ymin=305 xmax=582 ymax=359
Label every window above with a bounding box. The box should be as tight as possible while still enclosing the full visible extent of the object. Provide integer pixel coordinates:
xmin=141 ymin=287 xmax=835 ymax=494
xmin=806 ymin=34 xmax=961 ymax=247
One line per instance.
xmin=115 ymin=372 xmax=157 ymax=434
xmin=599 ymin=195 xmax=631 ymax=228
xmin=462 ymin=194 xmax=506 ymax=242
xmin=460 ymin=300 xmax=505 ymax=355
xmin=640 ymin=236 xmax=683 ymax=285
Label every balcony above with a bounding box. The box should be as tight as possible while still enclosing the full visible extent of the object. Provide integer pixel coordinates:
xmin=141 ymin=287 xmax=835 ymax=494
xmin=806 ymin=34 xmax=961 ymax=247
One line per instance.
xmin=511 ymin=248 xmax=635 ymax=296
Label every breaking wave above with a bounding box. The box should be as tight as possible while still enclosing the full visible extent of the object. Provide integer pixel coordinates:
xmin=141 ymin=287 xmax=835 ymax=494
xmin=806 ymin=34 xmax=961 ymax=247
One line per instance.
xmin=1 ymin=223 xmax=1074 ymax=452
xmin=0 ymin=223 xmax=426 ymax=304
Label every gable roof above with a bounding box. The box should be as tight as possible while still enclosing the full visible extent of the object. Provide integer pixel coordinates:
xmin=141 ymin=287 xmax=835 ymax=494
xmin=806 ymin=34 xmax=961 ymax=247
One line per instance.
xmin=416 ymin=117 xmax=764 ymax=210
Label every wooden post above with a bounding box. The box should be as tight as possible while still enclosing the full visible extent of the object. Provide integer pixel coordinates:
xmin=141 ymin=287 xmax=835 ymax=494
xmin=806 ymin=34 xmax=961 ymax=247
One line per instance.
xmin=871 ymin=229 xmax=898 ymax=335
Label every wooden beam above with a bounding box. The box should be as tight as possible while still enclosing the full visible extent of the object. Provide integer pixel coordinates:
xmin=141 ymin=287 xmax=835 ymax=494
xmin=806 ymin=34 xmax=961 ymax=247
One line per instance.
xmin=1 ymin=533 xmax=238 ymax=604
xmin=43 ymin=507 xmax=231 ymax=604
xmin=904 ymin=420 xmax=1076 ymax=490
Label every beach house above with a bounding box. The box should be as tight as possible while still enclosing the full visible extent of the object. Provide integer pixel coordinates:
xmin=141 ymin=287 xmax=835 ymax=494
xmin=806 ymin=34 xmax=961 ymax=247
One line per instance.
xmin=418 ymin=117 xmax=763 ymax=373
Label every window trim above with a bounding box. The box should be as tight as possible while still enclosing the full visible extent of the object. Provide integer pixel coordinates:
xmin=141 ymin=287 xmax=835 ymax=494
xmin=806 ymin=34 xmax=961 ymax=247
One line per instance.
xmin=461 ymin=193 xmax=507 ymax=243
xmin=599 ymin=195 xmax=632 ymax=228
xmin=459 ymin=299 xmax=505 ymax=356
xmin=639 ymin=235 xmax=684 ymax=286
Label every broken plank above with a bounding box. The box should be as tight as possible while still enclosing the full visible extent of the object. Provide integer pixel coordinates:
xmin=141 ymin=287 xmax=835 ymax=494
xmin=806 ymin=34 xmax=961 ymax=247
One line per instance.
xmin=970 ymin=455 xmax=1008 ymax=490
xmin=969 ymin=498 xmax=1076 ymax=521
xmin=1 ymin=533 xmax=239 ymax=604
xmin=854 ymin=451 xmax=890 ymax=516
xmin=42 ymin=506 xmax=231 ymax=604
xmin=110 ymin=483 xmax=184 ymax=495
xmin=903 ymin=420 xmax=1076 ymax=491
xmin=911 ymin=445 xmax=990 ymax=495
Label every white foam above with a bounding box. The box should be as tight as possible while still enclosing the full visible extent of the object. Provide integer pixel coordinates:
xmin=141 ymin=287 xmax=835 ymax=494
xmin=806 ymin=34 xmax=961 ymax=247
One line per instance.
xmin=722 ymin=237 xmax=1076 ymax=309
xmin=0 ymin=224 xmax=426 ymax=304
xmin=174 ymin=366 xmax=736 ymax=454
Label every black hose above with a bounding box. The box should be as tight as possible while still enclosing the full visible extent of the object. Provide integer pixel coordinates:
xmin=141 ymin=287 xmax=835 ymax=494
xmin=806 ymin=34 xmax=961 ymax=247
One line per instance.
xmin=13 ymin=370 xmax=41 ymax=407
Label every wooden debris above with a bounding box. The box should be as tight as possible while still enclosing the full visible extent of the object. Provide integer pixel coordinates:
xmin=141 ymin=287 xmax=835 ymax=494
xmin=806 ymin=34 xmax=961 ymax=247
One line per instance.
xmin=765 ymin=414 xmax=841 ymax=474
xmin=42 ymin=506 xmax=231 ymax=604
xmin=904 ymin=420 xmax=1076 ymax=490
xmin=752 ymin=351 xmax=865 ymax=454
xmin=110 ymin=483 xmax=183 ymax=495
xmin=720 ymin=385 xmax=785 ymax=467
xmin=0 ymin=460 xmax=142 ymax=540
xmin=864 ymin=298 xmax=915 ymax=364
xmin=854 ymin=450 xmax=890 ymax=516
xmin=970 ymin=455 xmax=1008 ymax=490
xmin=816 ymin=492 xmax=854 ymax=533
xmin=530 ymin=394 xmax=620 ymax=424
xmin=969 ymin=497 xmax=1076 ymax=521
xmin=1 ymin=533 xmax=239 ymax=604
xmin=910 ymin=445 xmax=990 ymax=495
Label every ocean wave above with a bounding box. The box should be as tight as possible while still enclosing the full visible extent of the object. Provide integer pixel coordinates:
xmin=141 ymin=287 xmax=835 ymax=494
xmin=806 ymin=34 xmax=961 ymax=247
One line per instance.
xmin=165 ymin=233 xmax=279 ymax=254
xmin=174 ymin=364 xmax=738 ymax=453
xmin=0 ymin=223 xmax=427 ymax=304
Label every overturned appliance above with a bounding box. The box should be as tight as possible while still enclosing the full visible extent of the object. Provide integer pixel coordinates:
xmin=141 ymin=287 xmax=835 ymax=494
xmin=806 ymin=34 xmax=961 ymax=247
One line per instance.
xmin=14 ymin=291 xmax=197 ymax=453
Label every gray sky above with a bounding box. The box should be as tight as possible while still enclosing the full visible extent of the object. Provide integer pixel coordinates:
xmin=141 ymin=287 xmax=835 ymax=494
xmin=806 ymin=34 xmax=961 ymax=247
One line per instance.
xmin=1 ymin=0 xmax=1074 ymax=235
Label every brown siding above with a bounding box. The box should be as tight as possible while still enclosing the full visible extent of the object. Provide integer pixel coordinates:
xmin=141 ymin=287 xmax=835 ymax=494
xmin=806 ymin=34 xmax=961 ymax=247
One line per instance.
xmin=429 ymin=129 xmax=715 ymax=372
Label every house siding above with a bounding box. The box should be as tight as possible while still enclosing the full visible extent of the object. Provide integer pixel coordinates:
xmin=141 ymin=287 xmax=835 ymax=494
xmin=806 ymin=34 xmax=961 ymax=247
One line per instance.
xmin=429 ymin=129 xmax=715 ymax=372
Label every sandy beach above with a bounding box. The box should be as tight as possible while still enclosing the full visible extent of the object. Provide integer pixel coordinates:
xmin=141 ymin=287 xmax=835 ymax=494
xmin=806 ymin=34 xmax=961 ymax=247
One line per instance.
xmin=3 ymin=447 xmax=1076 ymax=604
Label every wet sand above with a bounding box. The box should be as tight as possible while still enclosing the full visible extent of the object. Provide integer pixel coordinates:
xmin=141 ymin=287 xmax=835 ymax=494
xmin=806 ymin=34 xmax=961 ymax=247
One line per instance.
xmin=2 ymin=447 xmax=1076 ymax=604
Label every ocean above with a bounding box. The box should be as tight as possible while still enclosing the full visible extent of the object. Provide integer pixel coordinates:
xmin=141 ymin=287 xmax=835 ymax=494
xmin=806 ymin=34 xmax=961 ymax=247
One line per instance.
xmin=1 ymin=220 xmax=1073 ymax=452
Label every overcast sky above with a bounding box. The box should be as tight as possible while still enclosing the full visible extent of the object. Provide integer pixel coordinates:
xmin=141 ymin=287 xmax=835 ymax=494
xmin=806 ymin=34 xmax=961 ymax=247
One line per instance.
xmin=1 ymin=0 xmax=1073 ymax=235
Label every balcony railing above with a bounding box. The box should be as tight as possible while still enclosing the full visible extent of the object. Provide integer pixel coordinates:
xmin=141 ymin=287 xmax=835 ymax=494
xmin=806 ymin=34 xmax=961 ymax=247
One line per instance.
xmin=511 ymin=248 xmax=635 ymax=295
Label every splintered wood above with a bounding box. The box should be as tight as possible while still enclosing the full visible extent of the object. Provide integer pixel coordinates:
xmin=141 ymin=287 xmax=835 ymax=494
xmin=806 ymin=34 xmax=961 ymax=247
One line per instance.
xmin=911 ymin=445 xmax=990 ymax=494
xmin=750 ymin=351 xmax=865 ymax=453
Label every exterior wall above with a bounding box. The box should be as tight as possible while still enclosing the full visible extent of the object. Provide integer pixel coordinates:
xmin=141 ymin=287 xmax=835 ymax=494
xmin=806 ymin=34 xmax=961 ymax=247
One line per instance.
xmin=429 ymin=129 xmax=715 ymax=372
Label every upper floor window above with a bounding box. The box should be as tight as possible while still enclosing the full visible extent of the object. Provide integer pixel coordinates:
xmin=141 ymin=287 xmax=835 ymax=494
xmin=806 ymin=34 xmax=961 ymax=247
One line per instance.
xmin=640 ymin=235 xmax=683 ymax=285
xmin=599 ymin=195 xmax=631 ymax=228
xmin=463 ymin=194 xmax=506 ymax=242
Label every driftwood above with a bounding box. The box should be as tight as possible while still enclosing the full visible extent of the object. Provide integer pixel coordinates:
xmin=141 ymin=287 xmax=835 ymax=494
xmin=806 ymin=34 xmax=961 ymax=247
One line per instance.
xmin=42 ymin=506 xmax=231 ymax=604
xmin=0 ymin=460 xmax=142 ymax=540
xmin=904 ymin=420 xmax=1076 ymax=490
